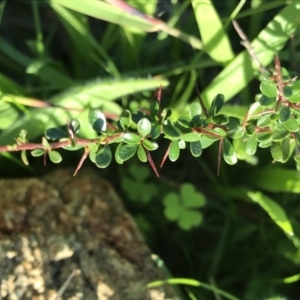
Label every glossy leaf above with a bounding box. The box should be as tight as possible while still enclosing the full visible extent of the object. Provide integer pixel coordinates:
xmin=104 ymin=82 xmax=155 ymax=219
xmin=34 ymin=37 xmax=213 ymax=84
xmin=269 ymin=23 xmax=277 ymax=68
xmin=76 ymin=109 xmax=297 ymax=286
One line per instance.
xmin=162 ymin=123 xmax=181 ymax=139
xmin=88 ymin=109 xmax=107 ymax=132
xmin=115 ymin=143 xmax=124 ymax=164
xmin=246 ymin=135 xmax=257 ymax=155
xmin=279 ymin=106 xmax=291 ymax=123
xmin=123 ymin=132 xmax=141 ymax=144
xmin=117 ymin=143 xmax=137 ymax=161
xmin=190 ymin=101 xmax=202 ymax=124
xmin=177 ymin=116 xmax=191 ymax=128
xmin=137 ymin=145 xmax=147 ymax=162
xmin=48 ymin=150 xmax=62 ymax=164
xmin=222 ymin=138 xmax=237 ymax=165
xmin=200 ymin=135 xmax=217 ymax=149
xmin=257 ymin=115 xmax=272 ymax=127
xmin=256 ymin=132 xmax=272 ymax=142
xmin=227 ymin=126 xmax=244 ymax=139
xmin=212 ymin=114 xmax=228 ymax=125
xmin=95 ymin=144 xmax=112 ymax=168
xmin=143 ymin=139 xmax=158 ymax=151
xmin=260 ymin=80 xmax=277 ymax=97
xmin=283 ymin=86 xmax=293 ymax=98
xmin=284 ymin=118 xmax=299 ymax=132
xmin=288 ymin=89 xmax=300 ymax=103
xmin=45 ymin=127 xmax=68 ymax=140
xmin=182 ymin=132 xmax=201 ymax=142
xmin=272 ymin=129 xmax=290 ymax=141
xmin=150 ymin=124 xmax=161 ymax=139
xmin=190 ymin=141 xmax=202 ymax=157
xmin=119 ymin=110 xmax=132 ymax=130
xmin=169 ymin=141 xmax=180 ymax=162
xmin=69 ymin=119 xmax=80 ymax=135
xmin=31 ymin=149 xmax=45 ymax=157
xmin=209 ymin=94 xmax=224 ymax=116
xmin=137 ymin=118 xmax=151 ymax=137
xmin=271 ymin=142 xmax=283 ymax=161
xmin=259 ymin=95 xmax=276 ymax=107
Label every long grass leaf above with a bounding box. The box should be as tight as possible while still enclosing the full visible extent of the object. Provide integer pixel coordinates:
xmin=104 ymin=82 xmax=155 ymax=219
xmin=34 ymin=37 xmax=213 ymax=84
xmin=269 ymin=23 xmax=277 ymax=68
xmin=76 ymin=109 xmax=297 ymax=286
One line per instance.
xmin=191 ymin=0 xmax=234 ymax=64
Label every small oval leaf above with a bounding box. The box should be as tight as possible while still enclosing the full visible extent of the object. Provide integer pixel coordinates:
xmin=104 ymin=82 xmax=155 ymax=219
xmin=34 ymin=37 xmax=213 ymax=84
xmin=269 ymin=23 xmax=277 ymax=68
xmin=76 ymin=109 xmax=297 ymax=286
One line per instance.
xmin=162 ymin=123 xmax=181 ymax=139
xmin=45 ymin=128 xmax=68 ymax=140
xmin=88 ymin=109 xmax=107 ymax=132
xmin=223 ymin=138 xmax=237 ymax=165
xmin=279 ymin=106 xmax=291 ymax=123
xmin=190 ymin=141 xmax=202 ymax=157
xmin=260 ymin=81 xmax=277 ymax=97
xmin=123 ymin=132 xmax=141 ymax=144
xmin=169 ymin=141 xmax=180 ymax=162
xmin=49 ymin=150 xmax=62 ymax=164
xmin=118 ymin=143 xmax=137 ymax=161
xmin=95 ymin=145 xmax=112 ymax=168
xmin=31 ymin=149 xmax=45 ymax=157
xmin=137 ymin=145 xmax=147 ymax=162
xmin=182 ymin=132 xmax=201 ymax=142
xmin=137 ymin=118 xmax=151 ymax=137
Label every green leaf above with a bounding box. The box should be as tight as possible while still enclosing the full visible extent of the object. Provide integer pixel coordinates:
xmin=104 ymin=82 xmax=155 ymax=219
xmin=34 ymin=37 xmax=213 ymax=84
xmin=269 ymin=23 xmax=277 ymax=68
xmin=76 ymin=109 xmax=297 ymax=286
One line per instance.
xmin=283 ymin=86 xmax=293 ymax=98
xmin=191 ymin=0 xmax=234 ymax=64
xmin=169 ymin=141 xmax=180 ymax=162
xmin=48 ymin=150 xmax=62 ymax=164
xmin=246 ymin=135 xmax=257 ymax=155
xmin=222 ymin=138 xmax=237 ymax=165
xmin=259 ymin=95 xmax=276 ymax=107
xmin=88 ymin=109 xmax=107 ymax=132
xmin=247 ymin=191 xmax=294 ymax=236
xmin=256 ymin=132 xmax=272 ymax=142
xmin=137 ymin=118 xmax=151 ymax=137
xmin=272 ymin=129 xmax=290 ymax=141
xmin=45 ymin=127 xmax=68 ymax=140
xmin=31 ymin=149 xmax=45 ymax=157
xmin=69 ymin=119 xmax=80 ymax=135
xmin=178 ymin=211 xmax=203 ymax=230
xmin=284 ymin=118 xmax=299 ymax=132
xmin=21 ymin=150 xmax=29 ymax=166
xmin=190 ymin=141 xmax=202 ymax=157
xmin=50 ymin=0 xmax=157 ymax=32
xmin=142 ymin=139 xmax=158 ymax=151
xmin=190 ymin=101 xmax=202 ymax=124
xmin=119 ymin=110 xmax=132 ymax=130
xmin=270 ymin=142 xmax=283 ymax=161
xmin=180 ymin=183 xmax=206 ymax=208
xmin=209 ymin=94 xmax=224 ymax=117
xmin=150 ymin=101 xmax=159 ymax=119
xmin=288 ymin=89 xmax=300 ymax=103
xmin=162 ymin=123 xmax=181 ymax=139
xmin=163 ymin=193 xmax=181 ymax=221
xmin=123 ymin=132 xmax=141 ymax=144
xmin=260 ymin=80 xmax=277 ymax=97
xmin=117 ymin=143 xmax=137 ymax=161
xmin=182 ymin=132 xmax=201 ymax=142
xmin=137 ymin=145 xmax=147 ymax=162
xmin=150 ymin=124 xmax=161 ymax=139
xmin=279 ymin=106 xmax=291 ymax=123
xmin=95 ymin=144 xmax=112 ymax=168
xmin=177 ymin=116 xmax=191 ymax=128
xmin=257 ymin=114 xmax=272 ymax=127
xmin=227 ymin=126 xmax=244 ymax=139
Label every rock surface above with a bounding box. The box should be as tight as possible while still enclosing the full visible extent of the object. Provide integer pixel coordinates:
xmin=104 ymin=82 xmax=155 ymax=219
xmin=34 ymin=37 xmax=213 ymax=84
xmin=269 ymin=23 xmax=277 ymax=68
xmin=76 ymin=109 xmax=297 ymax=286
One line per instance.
xmin=0 ymin=168 xmax=177 ymax=300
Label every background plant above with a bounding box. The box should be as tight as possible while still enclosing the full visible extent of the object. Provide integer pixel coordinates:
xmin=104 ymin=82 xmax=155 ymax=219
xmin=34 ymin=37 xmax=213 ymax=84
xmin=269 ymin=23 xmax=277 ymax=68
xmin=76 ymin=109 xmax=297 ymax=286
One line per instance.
xmin=1 ymin=1 xmax=300 ymax=299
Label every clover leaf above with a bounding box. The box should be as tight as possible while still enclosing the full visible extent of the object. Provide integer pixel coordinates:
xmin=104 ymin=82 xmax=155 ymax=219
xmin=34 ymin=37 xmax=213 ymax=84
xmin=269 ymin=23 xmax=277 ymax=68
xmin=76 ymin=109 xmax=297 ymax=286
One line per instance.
xmin=163 ymin=183 xmax=206 ymax=230
xmin=121 ymin=164 xmax=158 ymax=203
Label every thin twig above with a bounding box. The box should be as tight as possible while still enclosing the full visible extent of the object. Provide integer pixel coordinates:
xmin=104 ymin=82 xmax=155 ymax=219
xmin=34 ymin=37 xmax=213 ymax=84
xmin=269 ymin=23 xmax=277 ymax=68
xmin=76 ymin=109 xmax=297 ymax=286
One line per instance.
xmin=232 ymin=20 xmax=269 ymax=75
xmin=55 ymin=270 xmax=79 ymax=300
